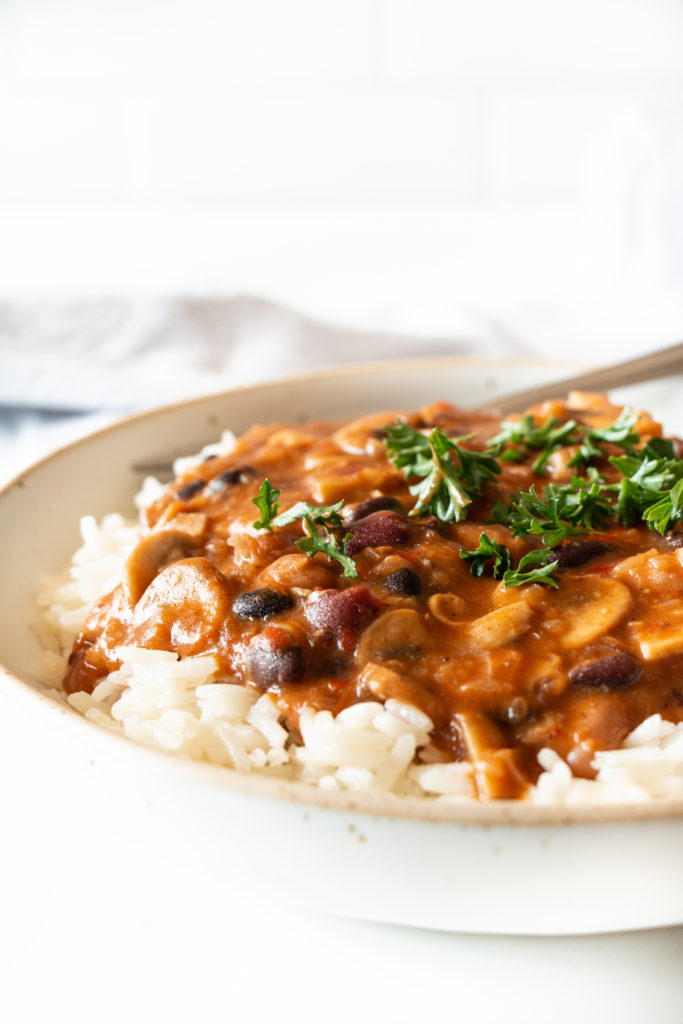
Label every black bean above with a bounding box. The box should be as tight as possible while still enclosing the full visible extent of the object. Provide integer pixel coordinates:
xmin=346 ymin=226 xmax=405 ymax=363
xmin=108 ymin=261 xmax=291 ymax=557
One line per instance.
xmin=232 ymin=588 xmax=294 ymax=621
xmin=346 ymin=510 xmax=409 ymax=556
xmin=176 ymin=479 xmax=206 ymax=501
xmin=384 ymin=568 xmax=422 ymax=596
xmin=569 ymin=650 xmax=642 ymax=691
xmin=496 ymin=697 xmax=528 ymax=726
xmin=207 ymin=465 xmax=254 ymax=494
xmin=248 ymin=638 xmax=305 ymax=690
xmin=347 ymin=495 xmax=403 ymax=522
xmin=305 ymin=586 xmax=379 ymax=633
xmin=551 ymin=539 xmax=610 ymax=569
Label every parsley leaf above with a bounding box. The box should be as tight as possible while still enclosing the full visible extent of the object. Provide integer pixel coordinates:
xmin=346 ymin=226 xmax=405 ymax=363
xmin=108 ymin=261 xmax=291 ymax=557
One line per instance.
xmin=272 ymin=500 xmax=344 ymax=529
xmin=459 ymin=532 xmax=559 ymax=588
xmin=251 ymin=479 xmax=281 ymax=530
xmin=569 ymin=408 xmax=640 ymax=468
xmin=502 ymin=549 xmax=560 ymax=589
xmin=610 ymin=440 xmax=683 ymax=526
xmin=252 ymin=485 xmax=359 ymax=576
xmin=459 ymin=532 xmax=513 ymax=577
xmin=495 ymin=474 xmax=613 ymax=548
xmin=491 ymin=414 xmax=579 ymax=474
xmin=384 ymin=422 xmax=500 ymax=523
xmin=543 ymin=474 xmax=615 ymax=532
xmin=643 ymin=478 xmax=683 ymax=534
xmin=501 ymin=487 xmax=586 ymax=548
xmin=296 ymin=516 xmax=359 ymax=578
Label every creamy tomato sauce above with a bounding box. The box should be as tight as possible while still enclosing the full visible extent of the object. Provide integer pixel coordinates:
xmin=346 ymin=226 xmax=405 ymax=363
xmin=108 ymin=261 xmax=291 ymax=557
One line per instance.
xmin=64 ymin=395 xmax=683 ymax=799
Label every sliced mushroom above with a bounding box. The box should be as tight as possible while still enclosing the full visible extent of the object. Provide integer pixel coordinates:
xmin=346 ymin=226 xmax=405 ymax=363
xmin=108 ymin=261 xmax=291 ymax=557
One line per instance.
xmin=122 ymin=522 xmax=206 ymax=606
xmin=552 ymin=575 xmax=632 ymax=649
xmin=356 ymin=609 xmax=429 ymax=664
xmin=428 ymin=592 xmax=467 ymax=625
xmin=257 ymin=552 xmax=336 ymax=591
xmin=129 ymin=557 xmax=232 ymax=655
xmin=465 ymin=601 xmax=534 ymax=650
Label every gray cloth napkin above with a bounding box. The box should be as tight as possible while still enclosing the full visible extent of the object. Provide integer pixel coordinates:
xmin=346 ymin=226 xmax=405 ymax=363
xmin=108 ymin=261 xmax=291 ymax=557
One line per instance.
xmin=0 ymin=293 xmax=531 ymax=412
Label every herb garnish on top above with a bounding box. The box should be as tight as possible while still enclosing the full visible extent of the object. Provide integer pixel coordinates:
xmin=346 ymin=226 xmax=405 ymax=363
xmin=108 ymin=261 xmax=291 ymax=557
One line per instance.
xmin=252 ymin=482 xmax=359 ymax=578
xmin=383 ymin=422 xmax=500 ymax=523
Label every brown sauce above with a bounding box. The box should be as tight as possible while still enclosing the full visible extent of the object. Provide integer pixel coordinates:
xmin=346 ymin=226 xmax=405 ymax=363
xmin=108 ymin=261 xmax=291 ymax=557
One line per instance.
xmin=64 ymin=395 xmax=683 ymax=798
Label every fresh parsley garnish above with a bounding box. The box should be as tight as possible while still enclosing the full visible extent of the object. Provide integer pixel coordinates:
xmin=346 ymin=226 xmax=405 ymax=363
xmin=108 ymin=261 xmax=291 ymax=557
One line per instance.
xmin=251 ymin=479 xmax=281 ymax=530
xmin=460 ymin=532 xmax=559 ymax=589
xmin=272 ymin=500 xmax=344 ymax=529
xmin=569 ymin=408 xmax=640 ymax=468
xmin=496 ymin=487 xmax=585 ymax=548
xmin=503 ymin=549 xmax=560 ymax=589
xmin=610 ymin=439 xmax=683 ymax=526
xmin=296 ymin=516 xmax=359 ymax=579
xmin=384 ymin=422 xmax=500 ymax=523
xmin=493 ymin=475 xmax=614 ymax=548
xmin=642 ymin=479 xmax=683 ymax=535
xmin=252 ymin=488 xmax=358 ymax=577
xmin=491 ymin=415 xmax=579 ymax=474
xmin=459 ymin=532 xmax=512 ymax=577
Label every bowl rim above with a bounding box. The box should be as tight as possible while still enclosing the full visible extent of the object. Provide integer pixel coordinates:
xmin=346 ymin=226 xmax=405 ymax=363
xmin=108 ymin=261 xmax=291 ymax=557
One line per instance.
xmin=3 ymin=354 xmax=683 ymax=828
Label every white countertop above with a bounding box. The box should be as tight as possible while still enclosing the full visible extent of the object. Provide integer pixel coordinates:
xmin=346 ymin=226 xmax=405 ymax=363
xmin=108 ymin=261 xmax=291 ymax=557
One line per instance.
xmin=1 ymin=694 xmax=681 ymax=1024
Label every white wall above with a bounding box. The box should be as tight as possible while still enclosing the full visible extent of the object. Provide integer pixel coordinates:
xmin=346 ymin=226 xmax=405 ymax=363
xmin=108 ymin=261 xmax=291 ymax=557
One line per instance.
xmin=1 ymin=0 xmax=682 ymax=355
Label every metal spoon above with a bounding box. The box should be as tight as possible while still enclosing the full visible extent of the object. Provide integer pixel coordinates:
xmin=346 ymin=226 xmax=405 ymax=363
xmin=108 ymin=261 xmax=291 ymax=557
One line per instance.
xmin=481 ymin=340 xmax=683 ymax=414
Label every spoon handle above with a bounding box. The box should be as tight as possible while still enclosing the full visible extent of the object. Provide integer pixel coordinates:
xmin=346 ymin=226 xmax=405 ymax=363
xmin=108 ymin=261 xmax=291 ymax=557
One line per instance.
xmin=484 ymin=341 xmax=683 ymax=414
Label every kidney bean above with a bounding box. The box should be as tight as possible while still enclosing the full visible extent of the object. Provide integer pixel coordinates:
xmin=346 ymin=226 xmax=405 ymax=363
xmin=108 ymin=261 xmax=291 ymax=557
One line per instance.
xmin=569 ymin=650 xmax=642 ymax=691
xmin=666 ymin=532 xmax=683 ymax=550
xmin=248 ymin=631 xmax=305 ymax=690
xmin=384 ymin=568 xmax=422 ymax=596
xmin=232 ymin=588 xmax=294 ymax=620
xmin=305 ymin=585 xmax=379 ymax=633
xmin=345 ymin=510 xmax=409 ymax=556
xmin=347 ymin=495 xmax=403 ymax=522
xmin=176 ymin=479 xmax=206 ymax=501
xmin=551 ymin=539 xmax=610 ymax=569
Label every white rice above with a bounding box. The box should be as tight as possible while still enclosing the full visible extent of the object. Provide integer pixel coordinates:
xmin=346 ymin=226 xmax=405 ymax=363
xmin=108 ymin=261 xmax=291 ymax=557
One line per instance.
xmin=35 ymin=463 xmax=683 ymax=804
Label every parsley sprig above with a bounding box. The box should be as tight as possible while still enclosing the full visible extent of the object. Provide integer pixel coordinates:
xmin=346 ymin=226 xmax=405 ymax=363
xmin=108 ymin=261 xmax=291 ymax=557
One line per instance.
xmin=384 ymin=422 xmax=500 ymax=523
xmin=251 ymin=484 xmax=358 ymax=577
xmin=642 ymin=479 xmax=683 ymax=534
xmin=492 ymin=408 xmax=641 ymax=474
xmin=296 ymin=517 xmax=359 ymax=579
xmin=492 ymin=473 xmax=613 ymax=548
xmin=459 ymin=532 xmax=560 ymax=588
xmin=569 ymin=408 xmax=640 ymax=468
xmin=251 ymin=479 xmax=281 ymax=530
xmin=491 ymin=415 xmax=579 ymax=474
xmin=272 ymin=499 xmax=344 ymax=529
xmin=610 ymin=438 xmax=683 ymax=528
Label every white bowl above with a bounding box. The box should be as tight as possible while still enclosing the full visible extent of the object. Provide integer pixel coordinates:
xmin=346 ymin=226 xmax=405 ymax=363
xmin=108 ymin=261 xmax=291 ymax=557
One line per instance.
xmin=2 ymin=357 xmax=683 ymax=936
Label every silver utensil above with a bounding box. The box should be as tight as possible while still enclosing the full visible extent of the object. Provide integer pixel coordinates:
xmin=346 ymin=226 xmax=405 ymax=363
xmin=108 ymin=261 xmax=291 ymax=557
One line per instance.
xmin=484 ymin=340 xmax=683 ymax=415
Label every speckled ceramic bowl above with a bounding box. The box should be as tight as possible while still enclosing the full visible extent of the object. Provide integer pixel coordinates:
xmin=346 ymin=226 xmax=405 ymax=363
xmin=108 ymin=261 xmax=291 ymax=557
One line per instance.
xmin=1 ymin=358 xmax=682 ymax=935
